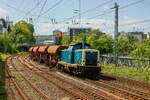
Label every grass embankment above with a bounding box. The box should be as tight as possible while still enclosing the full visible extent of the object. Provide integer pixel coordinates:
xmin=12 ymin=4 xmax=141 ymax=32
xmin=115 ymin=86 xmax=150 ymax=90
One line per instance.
xmin=102 ymin=64 xmax=150 ymax=83
xmin=0 ymin=53 xmax=10 ymax=100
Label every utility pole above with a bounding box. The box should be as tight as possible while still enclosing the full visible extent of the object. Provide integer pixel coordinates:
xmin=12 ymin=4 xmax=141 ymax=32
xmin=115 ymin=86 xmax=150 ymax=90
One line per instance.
xmin=79 ymin=0 xmax=81 ymax=27
xmin=113 ymin=2 xmax=119 ymax=66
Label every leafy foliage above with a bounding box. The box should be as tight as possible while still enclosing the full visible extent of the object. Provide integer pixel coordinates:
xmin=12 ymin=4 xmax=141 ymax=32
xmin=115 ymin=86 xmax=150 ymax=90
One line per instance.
xmin=61 ymin=29 xmax=113 ymax=54
xmin=94 ymin=35 xmax=113 ymax=54
xmin=61 ymin=29 xmax=149 ymax=59
xmin=71 ymin=33 xmax=87 ymax=44
xmin=102 ymin=64 xmax=150 ymax=82
xmin=116 ymin=34 xmax=138 ymax=56
xmin=0 ymin=34 xmax=18 ymax=53
xmin=11 ymin=20 xmax=35 ymax=44
xmin=61 ymin=36 xmax=71 ymax=46
xmin=131 ymin=38 xmax=150 ymax=59
xmin=0 ymin=20 xmax=35 ymax=53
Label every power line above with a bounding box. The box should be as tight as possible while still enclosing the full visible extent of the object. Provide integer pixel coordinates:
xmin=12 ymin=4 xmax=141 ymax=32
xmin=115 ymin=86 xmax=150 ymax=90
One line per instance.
xmin=120 ymin=0 xmax=144 ymax=9
xmin=119 ymin=19 xmax=150 ymax=26
xmin=1 ymin=0 xmax=25 ymax=13
xmin=22 ymin=0 xmax=42 ymax=19
xmin=41 ymin=0 xmax=144 ymax=24
xmin=81 ymin=0 xmax=113 ymax=16
xmin=36 ymin=0 xmax=48 ymax=20
xmin=54 ymin=0 xmax=145 ymax=32
xmin=1 ymin=0 xmax=50 ymax=19
xmin=88 ymin=10 xmax=113 ymax=19
xmin=39 ymin=0 xmax=64 ymax=17
xmin=58 ymin=0 xmax=113 ymax=23
xmin=88 ymin=0 xmax=145 ymax=19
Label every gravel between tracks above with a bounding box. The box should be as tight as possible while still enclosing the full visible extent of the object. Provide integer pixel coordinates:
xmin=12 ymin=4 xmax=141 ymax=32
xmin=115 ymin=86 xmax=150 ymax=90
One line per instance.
xmin=26 ymin=55 xmax=150 ymax=100
xmin=6 ymin=55 xmax=150 ymax=100
xmin=14 ymin=57 xmax=71 ymax=100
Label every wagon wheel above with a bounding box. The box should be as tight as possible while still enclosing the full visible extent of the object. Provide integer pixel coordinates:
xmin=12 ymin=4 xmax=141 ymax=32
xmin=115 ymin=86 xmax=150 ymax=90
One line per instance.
xmin=48 ymin=56 xmax=53 ymax=68
xmin=45 ymin=54 xmax=49 ymax=65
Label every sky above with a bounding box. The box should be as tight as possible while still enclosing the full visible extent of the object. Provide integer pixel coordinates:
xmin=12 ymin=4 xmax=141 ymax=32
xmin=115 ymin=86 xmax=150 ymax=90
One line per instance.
xmin=0 ymin=0 xmax=150 ymax=35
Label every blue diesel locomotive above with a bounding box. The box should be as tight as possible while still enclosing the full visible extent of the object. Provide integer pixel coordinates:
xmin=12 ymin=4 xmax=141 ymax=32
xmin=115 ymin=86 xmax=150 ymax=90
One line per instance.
xmin=57 ymin=43 xmax=101 ymax=76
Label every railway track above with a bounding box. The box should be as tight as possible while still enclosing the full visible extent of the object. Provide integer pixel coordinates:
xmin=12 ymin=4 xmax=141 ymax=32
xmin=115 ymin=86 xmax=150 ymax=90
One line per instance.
xmin=6 ymin=55 xmax=150 ymax=100
xmin=17 ymin=56 xmax=91 ymax=100
xmin=98 ymin=78 xmax=150 ymax=98
xmin=87 ymin=79 xmax=149 ymax=100
xmin=6 ymin=57 xmax=29 ymax=100
xmin=25 ymin=55 xmax=150 ymax=100
xmin=106 ymin=75 xmax=150 ymax=93
xmin=19 ymin=56 xmax=123 ymax=100
xmin=6 ymin=57 xmax=51 ymax=100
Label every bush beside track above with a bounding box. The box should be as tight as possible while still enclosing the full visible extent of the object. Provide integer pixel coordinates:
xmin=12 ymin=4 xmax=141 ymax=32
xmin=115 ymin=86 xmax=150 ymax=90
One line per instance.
xmin=0 ymin=58 xmax=8 ymax=99
xmin=102 ymin=64 xmax=150 ymax=83
xmin=0 ymin=53 xmax=11 ymax=100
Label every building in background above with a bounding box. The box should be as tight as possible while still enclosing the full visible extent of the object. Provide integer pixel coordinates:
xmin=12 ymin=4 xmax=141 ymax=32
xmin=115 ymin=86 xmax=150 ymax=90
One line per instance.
xmin=35 ymin=35 xmax=54 ymax=45
xmin=119 ymin=31 xmax=147 ymax=42
xmin=68 ymin=27 xmax=91 ymax=38
xmin=0 ymin=21 xmax=3 ymax=32
xmin=53 ymin=30 xmax=68 ymax=44
xmin=53 ymin=30 xmax=62 ymax=44
xmin=0 ymin=18 xmax=13 ymax=33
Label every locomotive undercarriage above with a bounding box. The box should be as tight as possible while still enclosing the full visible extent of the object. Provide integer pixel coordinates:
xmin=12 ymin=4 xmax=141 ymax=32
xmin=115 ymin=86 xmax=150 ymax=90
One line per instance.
xmin=57 ymin=62 xmax=101 ymax=78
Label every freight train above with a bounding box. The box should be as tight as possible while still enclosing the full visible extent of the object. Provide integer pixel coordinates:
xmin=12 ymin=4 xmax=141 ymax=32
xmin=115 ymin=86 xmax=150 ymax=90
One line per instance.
xmin=29 ymin=43 xmax=101 ymax=77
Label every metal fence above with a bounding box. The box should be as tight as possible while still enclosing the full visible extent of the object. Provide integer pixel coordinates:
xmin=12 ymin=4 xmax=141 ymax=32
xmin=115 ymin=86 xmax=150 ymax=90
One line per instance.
xmin=99 ymin=55 xmax=150 ymax=67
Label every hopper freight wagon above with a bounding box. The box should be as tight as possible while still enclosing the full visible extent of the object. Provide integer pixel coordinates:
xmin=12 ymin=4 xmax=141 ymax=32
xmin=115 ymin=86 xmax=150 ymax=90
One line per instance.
xmin=32 ymin=46 xmax=39 ymax=61
xmin=38 ymin=46 xmax=49 ymax=63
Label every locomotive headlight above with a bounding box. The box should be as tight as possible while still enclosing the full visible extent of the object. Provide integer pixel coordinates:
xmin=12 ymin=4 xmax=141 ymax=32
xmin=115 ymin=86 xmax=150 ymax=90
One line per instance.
xmin=83 ymin=60 xmax=85 ymax=65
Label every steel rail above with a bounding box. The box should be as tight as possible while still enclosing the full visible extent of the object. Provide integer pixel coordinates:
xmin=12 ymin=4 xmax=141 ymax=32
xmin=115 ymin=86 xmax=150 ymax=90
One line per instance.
xmin=18 ymin=56 xmax=89 ymax=100
xmin=20 ymin=56 xmax=124 ymax=100
xmin=11 ymin=57 xmax=50 ymax=100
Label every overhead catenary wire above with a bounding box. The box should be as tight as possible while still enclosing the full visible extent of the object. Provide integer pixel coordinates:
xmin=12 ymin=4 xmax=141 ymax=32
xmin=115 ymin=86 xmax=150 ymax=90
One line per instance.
xmin=38 ymin=0 xmax=64 ymax=18
xmin=1 ymin=0 xmax=25 ymax=13
xmin=0 ymin=0 xmax=50 ymax=19
xmin=88 ymin=0 xmax=145 ymax=19
xmin=120 ymin=0 xmax=144 ymax=9
xmin=58 ymin=0 xmax=144 ymax=24
xmin=53 ymin=0 xmax=146 ymax=34
xmin=58 ymin=0 xmax=113 ymax=23
xmin=36 ymin=0 xmax=48 ymax=21
xmin=119 ymin=19 xmax=150 ymax=26
xmin=80 ymin=0 xmax=113 ymax=16
xmin=22 ymin=0 xmax=42 ymax=19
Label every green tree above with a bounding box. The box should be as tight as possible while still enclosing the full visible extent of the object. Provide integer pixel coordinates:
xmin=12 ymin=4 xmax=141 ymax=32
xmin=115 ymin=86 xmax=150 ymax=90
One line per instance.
xmin=11 ymin=20 xmax=35 ymax=44
xmin=87 ymin=29 xmax=106 ymax=48
xmin=71 ymin=33 xmax=87 ymax=44
xmin=116 ymin=34 xmax=138 ymax=56
xmin=0 ymin=34 xmax=17 ymax=53
xmin=61 ymin=36 xmax=71 ymax=46
xmin=88 ymin=29 xmax=105 ymax=38
xmin=131 ymin=38 xmax=150 ymax=59
xmin=95 ymin=35 xmax=113 ymax=54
